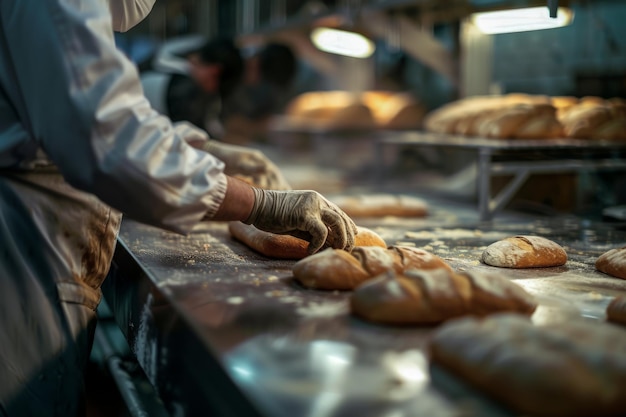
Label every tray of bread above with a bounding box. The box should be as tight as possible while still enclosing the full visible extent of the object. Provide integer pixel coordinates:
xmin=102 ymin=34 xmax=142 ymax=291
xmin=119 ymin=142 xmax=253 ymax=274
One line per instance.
xmin=419 ymin=93 xmax=626 ymax=143
xmin=271 ymin=90 xmax=426 ymax=134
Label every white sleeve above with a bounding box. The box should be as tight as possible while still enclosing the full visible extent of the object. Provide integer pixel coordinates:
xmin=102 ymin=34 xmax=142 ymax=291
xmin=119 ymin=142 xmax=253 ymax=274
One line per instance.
xmin=0 ymin=0 xmax=227 ymax=234
xmin=152 ymin=35 xmax=206 ymax=74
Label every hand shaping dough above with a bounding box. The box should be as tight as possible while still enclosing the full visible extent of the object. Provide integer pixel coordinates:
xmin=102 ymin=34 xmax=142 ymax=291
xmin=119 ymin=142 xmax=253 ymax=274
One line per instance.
xmin=430 ymin=314 xmax=626 ymax=417
xmin=292 ymin=246 xmax=451 ymax=290
xmin=330 ymin=194 xmax=428 ymax=218
xmin=350 ymin=269 xmax=536 ymax=324
xmin=481 ymin=235 xmax=567 ymax=268
xmin=228 ymin=222 xmax=386 ymax=260
xmin=595 ymin=246 xmax=626 ymax=280
xmin=606 ymin=296 xmax=626 ymax=325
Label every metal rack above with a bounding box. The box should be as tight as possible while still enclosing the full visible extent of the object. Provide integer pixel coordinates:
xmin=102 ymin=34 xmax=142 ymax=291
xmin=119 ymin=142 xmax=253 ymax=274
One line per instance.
xmin=376 ymin=131 xmax=626 ymax=220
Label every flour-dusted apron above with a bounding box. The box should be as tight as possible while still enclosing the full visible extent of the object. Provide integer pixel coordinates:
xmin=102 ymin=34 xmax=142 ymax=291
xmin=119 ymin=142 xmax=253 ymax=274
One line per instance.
xmin=0 ymin=166 xmax=122 ymax=417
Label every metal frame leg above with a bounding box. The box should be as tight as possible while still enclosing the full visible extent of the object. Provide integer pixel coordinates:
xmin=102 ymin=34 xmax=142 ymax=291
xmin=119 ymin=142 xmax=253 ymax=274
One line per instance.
xmin=477 ymin=149 xmax=492 ymax=221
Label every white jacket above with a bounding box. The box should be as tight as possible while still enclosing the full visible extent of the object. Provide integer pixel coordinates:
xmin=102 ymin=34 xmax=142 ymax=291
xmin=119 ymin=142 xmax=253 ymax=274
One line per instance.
xmin=0 ymin=0 xmax=227 ymax=235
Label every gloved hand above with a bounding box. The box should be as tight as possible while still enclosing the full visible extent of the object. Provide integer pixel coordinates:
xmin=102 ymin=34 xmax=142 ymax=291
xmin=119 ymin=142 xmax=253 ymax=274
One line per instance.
xmin=202 ymin=140 xmax=291 ymax=190
xmin=245 ymin=188 xmax=357 ymax=254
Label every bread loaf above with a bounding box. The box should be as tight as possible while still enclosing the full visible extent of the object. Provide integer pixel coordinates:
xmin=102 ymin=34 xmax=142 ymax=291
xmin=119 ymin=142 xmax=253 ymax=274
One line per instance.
xmin=330 ymin=194 xmax=428 ymax=218
xmin=481 ymin=235 xmax=567 ymax=268
xmin=430 ymin=314 xmax=626 ymax=417
xmin=229 ymin=223 xmax=386 ymax=260
xmin=292 ymin=245 xmax=451 ymax=290
xmin=361 ymin=91 xmax=425 ymax=129
xmin=285 ymin=91 xmax=376 ymax=130
xmin=558 ymin=99 xmax=626 ymax=140
xmin=350 ymin=269 xmax=536 ymax=324
xmin=424 ymin=95 xmax=564 ymax=139
xmin=595 ymin=246 xmax=626 ymax=279
xmin=606 ymin=296 xmax=626 ymax=325
xmin=475 ymin=103 xmax=564 ymax=139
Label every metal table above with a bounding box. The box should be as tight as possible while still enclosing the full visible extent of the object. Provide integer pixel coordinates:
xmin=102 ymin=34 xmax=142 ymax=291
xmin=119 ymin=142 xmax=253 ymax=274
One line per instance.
xmin=103 ymin=202 xmax=626 ymax=417
xmin=377 ymin=131 xmax=626 ymax=220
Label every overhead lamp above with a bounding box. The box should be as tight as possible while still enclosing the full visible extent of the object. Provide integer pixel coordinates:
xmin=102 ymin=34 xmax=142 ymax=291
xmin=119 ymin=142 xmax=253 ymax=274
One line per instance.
xmin=472 ymin=6 xmax=574 ymax=35
xmin=310 ymin=27 xmax=376 ymax=58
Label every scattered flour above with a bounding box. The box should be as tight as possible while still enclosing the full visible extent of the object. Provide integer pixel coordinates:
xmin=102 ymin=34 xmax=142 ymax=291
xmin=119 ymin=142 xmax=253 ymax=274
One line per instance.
xmin=296 ymin=301 xmax=348 ymax=317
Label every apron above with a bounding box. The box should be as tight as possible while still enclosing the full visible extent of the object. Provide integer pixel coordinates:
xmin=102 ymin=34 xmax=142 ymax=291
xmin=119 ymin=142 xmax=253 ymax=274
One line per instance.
xmin=0 ymin=166 xmax=122 ymax=417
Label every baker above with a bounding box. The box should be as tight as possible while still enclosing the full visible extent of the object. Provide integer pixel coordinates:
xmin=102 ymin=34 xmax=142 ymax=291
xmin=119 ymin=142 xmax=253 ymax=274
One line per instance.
xmin=140 ymin=35 xmax=244 ymax=139
xmin=0 ymin=0 xmax=356 ymax=416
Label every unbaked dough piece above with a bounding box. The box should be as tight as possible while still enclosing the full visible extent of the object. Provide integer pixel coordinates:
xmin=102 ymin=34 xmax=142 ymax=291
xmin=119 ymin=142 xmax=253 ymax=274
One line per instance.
xmin=430 ymin=314 xmax=626 ymax=417
xmin=292 ymin=245 xmax=450 ymax=290
xmin=350 ymin=269 xmax=536 ymax=324
xmin=481 ymin=235 xmax=567 ymax=268
xmin=606 ymin=296 xmax=626 ymax=325
xmin=228 ymin=223 xmax=386 ymax=260
xmin=330 ymin=194 xmax=428 ymax=218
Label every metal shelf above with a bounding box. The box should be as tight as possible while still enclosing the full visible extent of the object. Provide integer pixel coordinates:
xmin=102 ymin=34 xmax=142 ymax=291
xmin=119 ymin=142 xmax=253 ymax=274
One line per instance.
xmin=377 ymin=131 xmax=626 ymax=220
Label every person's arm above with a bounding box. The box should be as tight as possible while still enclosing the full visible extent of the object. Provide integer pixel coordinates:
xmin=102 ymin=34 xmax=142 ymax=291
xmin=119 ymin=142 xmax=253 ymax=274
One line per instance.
xmin=152 ymin=35 xmax=205 ymax=75
xmin=212 ymin=177 xmax=254 ymax=221
xmin=0 ymin=0 xmax=226 ymax=234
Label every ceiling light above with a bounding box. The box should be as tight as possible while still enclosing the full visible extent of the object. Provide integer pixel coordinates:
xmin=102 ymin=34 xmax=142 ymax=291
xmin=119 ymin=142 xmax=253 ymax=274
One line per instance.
xmin=472 ymin=6 xmax=574 ymax=35
xmin=310 ymin=27 xmax=376 ymax=58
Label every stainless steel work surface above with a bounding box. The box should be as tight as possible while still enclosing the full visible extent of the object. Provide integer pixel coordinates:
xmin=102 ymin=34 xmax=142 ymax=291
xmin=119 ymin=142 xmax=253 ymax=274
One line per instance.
xmin=103 ymin=201 xmax=626 ymax=417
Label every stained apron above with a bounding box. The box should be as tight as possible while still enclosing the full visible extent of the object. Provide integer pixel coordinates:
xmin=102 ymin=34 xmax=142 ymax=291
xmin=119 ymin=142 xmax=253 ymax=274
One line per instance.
xmin=0 ymin=166 xmax=122 ymax=417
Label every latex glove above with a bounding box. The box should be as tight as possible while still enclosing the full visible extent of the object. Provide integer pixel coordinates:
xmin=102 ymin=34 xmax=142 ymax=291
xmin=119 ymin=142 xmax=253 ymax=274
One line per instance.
xmin=202 ymin=140 xmax=291 ymax=190
xmin=245 ymin=188 xmax=357 ymax=254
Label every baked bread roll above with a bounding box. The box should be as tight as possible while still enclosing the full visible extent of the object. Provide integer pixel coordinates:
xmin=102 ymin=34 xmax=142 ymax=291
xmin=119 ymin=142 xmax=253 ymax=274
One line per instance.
xmin=229 ymin=222 xmax=386 ymax=260
xmin=430 ymin=314 xmax=626 ymax=417
xmin=606 ymin=296 xmax=626 ymax=325
xmin=595 ymin=246 xmax=626 ymax=279
xmin=350 ymin=268 xmax=536 ymax=324
xmin=292 ymin=245 xmax=451 ymax=290
xmin=481 ymin=235 xmax=567 ymax=268
xmin=330 ymin=194 xmax=428 ymax=218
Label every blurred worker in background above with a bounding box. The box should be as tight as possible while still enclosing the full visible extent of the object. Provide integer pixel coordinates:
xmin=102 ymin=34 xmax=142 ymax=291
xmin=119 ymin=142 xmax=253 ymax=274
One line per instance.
xmin=141 ymin=36 xmax=298 ymax=142
xmin=141 ymin=36 xmax=244 ymax=138
xmin=221 ymin=42 xmax=298 ymax=144
xmin=0 ymin=0 xmax=356 ymax=416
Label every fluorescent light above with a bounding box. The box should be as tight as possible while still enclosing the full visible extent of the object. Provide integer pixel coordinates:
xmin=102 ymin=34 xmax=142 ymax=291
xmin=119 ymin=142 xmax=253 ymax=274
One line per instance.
xmin=473 ymin=6 xmax=574 ymax=35
xmin=310 ymin=27 xmax=375 ymax=58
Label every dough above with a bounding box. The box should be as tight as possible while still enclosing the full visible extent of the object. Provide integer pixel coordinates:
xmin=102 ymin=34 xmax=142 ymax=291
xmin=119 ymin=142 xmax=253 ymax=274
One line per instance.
xmin=606 ymin=296 xmax=626 ymax=325
xmin=430 ymin=314 xmax=626 ymax=417
xmin=481 ymin=235 xmax=567 ymax=268
xmin=330 ymin=194 xmax=428 ymax=218
xmin=228 ymin=223 xmax=386 ymax=260
xmin=350 ymin=269 xmax=536 ymax=324
xmin=595 ymin=246 xmax=626 ymax=279
xmin=292 ymin=245 xmax=451 ymax=290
